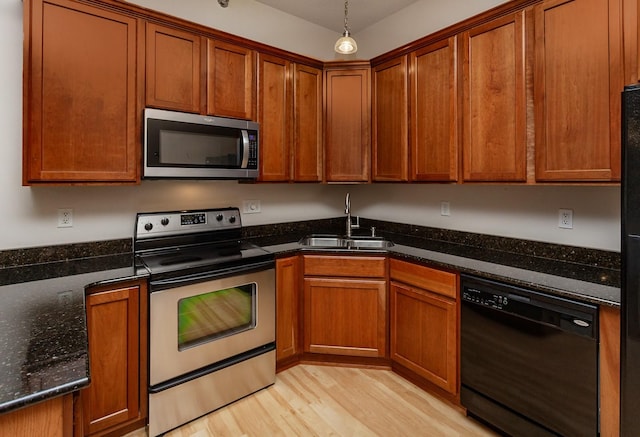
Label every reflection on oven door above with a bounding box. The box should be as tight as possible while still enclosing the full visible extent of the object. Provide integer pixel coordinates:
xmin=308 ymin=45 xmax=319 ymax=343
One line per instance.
xmin=149 ymin=268 xmax=275 ymax=386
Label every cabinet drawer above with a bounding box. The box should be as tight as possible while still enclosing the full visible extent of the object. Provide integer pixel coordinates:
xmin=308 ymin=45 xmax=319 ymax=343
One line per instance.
xmin=304 ymin=255 xmax=386 ymax=278
xmin=389 ymin=259 xmax=457 ymax=299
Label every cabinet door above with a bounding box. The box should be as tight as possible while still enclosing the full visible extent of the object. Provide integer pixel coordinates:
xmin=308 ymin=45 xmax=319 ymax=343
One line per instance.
xmin=534 ymin=0 xmax=622 ymax=181
xmin=304 ymin=277 xmax=386 ymax=357
xmin=324 ymin=67 xmax=371 ymax=182
xmin=207 ymin=40 xmax=255 ymax=120
xmin=146 ymin=23 xmax=203 ymax=113
xmin=0 ymin=395 xmax=72 ymax=437
xmin=390 ymin=281 xmax=458 ymax=394
xmin=372 ymin=56 xmax=409 ymax=181
xmin=276 ymin=256 xmax=300 ymax=363
xmin=23 ymin=0 xmax=141 ymax=184
xmin=293 ymin=64 xmax=323 ymax=182
xmin=461 ymin=12 xmax=526 ymax=182
xmin=410 ymin=37 xmax=459 ymax=182
xmin=81 ymin=284 xmax=141 ymax=435
xmin=258 ymin=53 xmax=292 ymax=181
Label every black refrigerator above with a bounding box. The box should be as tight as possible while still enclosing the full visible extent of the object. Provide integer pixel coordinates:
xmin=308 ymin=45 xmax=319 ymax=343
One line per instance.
xmin=622 ymin=83 xmax=640 ymax=436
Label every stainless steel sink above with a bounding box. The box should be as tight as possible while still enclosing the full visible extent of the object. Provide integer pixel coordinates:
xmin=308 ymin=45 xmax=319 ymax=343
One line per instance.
xmin=298 ymin=234 xmax=394 ymax=249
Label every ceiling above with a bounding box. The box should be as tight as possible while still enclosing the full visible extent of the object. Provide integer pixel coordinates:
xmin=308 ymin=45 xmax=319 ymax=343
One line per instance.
xmin=252 ymin=0 xmax=420 ymax=34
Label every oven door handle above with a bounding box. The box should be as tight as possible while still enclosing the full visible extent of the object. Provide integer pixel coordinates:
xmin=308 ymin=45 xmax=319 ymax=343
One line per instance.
xmin=150 ymin=259 xmax=275 ymax=291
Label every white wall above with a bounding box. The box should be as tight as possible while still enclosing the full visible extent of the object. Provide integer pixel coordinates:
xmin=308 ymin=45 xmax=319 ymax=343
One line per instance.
xmin=0 ymin=0 xmax=621 ymax=253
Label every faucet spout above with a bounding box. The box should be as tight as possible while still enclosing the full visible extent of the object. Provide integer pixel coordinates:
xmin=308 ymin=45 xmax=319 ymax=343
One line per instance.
xmin=344 ymin=192 xmax=358 ymax=237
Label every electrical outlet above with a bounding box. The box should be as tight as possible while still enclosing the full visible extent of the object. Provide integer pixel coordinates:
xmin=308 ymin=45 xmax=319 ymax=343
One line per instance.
xmin=57 ymin=208 xmax=73 ymax=228
xmin=440 ymin=201 xmax=450 ymax=216
xmin=243 ymin=200 xmax=261 ymax=214
xmin=57 ymin=290 xmax=72 ymax=305
xmin=559 ymin=209 xmax=573 ymax=229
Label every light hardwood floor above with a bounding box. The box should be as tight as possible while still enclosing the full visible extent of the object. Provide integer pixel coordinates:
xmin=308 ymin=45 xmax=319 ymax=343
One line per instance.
xmin=127 ymin=364 xmax=497 ymax=436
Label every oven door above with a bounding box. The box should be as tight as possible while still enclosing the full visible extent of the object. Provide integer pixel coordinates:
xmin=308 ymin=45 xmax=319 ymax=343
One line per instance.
xmin=149 ymin=265 xmax=275 ymax=386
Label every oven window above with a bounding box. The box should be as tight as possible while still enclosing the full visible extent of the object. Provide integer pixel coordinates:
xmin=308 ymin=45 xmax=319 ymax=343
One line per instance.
xmin=159 ymin=130 xmax=241 ymax=167
xmin=177 ymin=283 xmax=256 ymax=350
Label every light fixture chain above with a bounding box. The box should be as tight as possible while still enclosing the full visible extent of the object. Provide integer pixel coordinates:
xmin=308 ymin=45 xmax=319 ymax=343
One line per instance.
xmin=344 ymin=0 xmax=349 ymax=32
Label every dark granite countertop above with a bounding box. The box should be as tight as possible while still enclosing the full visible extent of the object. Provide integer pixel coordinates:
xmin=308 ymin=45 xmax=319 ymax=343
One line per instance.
xmin=0 ymin=220 xmax=621 ymax=416
xmin=260 ymin=240 xmax=620 ymax=308
xmin=0 ymin=254 xmax=143 ymax=414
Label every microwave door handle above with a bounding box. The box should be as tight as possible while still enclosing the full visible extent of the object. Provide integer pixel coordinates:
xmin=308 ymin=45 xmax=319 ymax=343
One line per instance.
xmin=240 ymin=130 xmax=250 ymax=168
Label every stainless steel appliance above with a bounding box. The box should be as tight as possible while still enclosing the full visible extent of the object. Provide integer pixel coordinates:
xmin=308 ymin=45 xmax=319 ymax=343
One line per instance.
xmin=460 ymin=274 xmax=599 ymax=437
xmin=143 ymin=108 xmax=259 ymax=179
xmin=134 ymin=207 xmax=275 ymax=436
xmin=622 ymin=84 xmax=640 ymax=436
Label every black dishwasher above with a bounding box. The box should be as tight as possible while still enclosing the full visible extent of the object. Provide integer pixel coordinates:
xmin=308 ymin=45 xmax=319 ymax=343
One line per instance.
xmin=460 ymin=274 xmax=598 ymax=437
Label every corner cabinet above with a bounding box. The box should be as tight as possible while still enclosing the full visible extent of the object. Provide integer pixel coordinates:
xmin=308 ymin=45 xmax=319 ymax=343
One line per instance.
xmin=303 ymin=255 xmax=386 ymax=357
xmin=79 ymin=279 xmax=148 ymax=436
xmin=390 ymin=259 xmax=459 ymax=395
xmin=460 ymin=11 xmax=526 ymax=182
xmin=23 ymin=0 xmax=143 ymax=185
xmin=372 ymin=56 xmax=409 ymax=182
xmin=324 ymin=62 xmax=371 ymax=183
xmin=533 ymin=0 xmax=623 ymax=182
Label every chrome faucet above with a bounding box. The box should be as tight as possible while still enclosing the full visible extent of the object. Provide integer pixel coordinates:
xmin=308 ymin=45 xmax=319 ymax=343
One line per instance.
xmin=345 ymin=192 xmax=359 ymax=237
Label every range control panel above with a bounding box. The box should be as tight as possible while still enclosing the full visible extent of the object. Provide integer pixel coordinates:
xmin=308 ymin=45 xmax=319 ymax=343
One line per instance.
xmin=135 ymin=207 xmax=241 ymax=239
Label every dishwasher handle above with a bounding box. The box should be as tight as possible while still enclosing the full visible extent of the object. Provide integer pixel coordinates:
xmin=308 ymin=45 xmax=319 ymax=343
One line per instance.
xmin=461 ymin=275 xmax=598 ymax=340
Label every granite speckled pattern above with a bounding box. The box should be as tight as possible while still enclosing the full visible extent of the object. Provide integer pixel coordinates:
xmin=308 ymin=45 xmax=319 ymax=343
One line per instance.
xmin=250 ymin=217 xmax=620 ymax=307
xmin=0 ymin=219 xmax=622 ymax=415
xmin=0 ymin=248 xmax=142 ymax=414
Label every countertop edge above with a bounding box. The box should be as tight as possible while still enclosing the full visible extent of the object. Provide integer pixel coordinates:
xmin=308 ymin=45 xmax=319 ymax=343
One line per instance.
xmin=262 ymin=242 xmax=621 ymax=308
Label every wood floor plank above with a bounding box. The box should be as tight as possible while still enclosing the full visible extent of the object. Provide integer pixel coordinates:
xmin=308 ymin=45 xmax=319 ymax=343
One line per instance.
xmin=125 ymin=365 xmax=497 ymax=437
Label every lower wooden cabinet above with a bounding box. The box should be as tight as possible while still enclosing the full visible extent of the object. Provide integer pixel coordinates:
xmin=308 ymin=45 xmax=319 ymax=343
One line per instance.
xmin=0 ymin=394 xmax=73 ymax=437
xmin=276 ymin=256 xmax=300 ymax=366
xmin=79 ymin=279 xmax=148 ymax=436
xmin=303 ymin=255 xmax=387 ymax=357
xmin=389 ymin=259 xmax=459 ymax=395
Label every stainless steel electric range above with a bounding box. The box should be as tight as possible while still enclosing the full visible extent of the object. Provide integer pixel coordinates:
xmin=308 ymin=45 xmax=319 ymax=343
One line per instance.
xmin=134 ymin=207 xmax=275 ymax=436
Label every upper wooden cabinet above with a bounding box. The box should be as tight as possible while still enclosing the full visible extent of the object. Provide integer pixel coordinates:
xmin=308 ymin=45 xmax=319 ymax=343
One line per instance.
xmin=324 ymin=63 xmax=371 ymax=183
xmin=23 ymin=0 xmax=142 ymax=185
xmin=146 ymin=23 xmax=203 ymax=113
xmin=145 ymin=25 xmax=255 ymax=120
xmin=460 ymin=11 xmax=526 ymax=182
xmin=293 ymin=64 xmax=323 ymax=182
xmin=258 ymin=53 xmax=292 ymax=181
xmin=534 ymin=0 xmax=623 ymax=182
xmin=372 ymin=56 xmax=409 ymax=182
xmin=410 ymin=37 xmax=459 ymax=182
xmin=207 ymin=40 xmax=255 ymax=120
xmin=258 ymin=55 xmax=322 ymax=182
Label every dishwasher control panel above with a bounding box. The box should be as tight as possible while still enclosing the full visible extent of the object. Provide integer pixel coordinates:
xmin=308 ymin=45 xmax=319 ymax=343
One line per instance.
xmin=462 ymin=287 xmax=509 ymax=310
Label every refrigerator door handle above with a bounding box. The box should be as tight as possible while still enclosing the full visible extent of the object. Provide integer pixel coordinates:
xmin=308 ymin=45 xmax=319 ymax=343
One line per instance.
xmin=625 ymin=235 xmax=640 ymax=338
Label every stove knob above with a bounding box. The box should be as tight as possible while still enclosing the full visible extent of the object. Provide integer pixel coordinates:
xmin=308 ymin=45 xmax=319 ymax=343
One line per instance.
xmin=229 ymin=215 xmax=236 ymax=223
xmin=161 ymin=217 xmax=170 ymax=226
xmin=144 ymin=222 xmax=153 ymax=231
xmin=216 ymin=214 xmax=224 ymax=222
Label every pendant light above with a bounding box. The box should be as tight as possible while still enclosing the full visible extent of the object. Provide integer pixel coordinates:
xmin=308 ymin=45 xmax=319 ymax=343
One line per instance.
xmin=334 ymin=0 xmax=358 ymax=54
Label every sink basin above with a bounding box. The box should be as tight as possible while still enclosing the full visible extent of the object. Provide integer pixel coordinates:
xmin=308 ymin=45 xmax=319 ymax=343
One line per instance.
xmin=298 ymin=234 xmax=394 ymax=249
xmin=298 ymin=235 xmax=345 ymax=248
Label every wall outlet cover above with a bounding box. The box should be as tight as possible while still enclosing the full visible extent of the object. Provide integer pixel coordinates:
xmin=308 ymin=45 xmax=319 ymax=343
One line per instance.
xmin=243 ymin=200 xmax=261 ymax=214
xmin=559 ymin=209 xmax=573 ymax=229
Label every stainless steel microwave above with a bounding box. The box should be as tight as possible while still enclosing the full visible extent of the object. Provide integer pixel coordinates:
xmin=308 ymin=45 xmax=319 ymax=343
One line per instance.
xmin=143 ymin=108 xmax=259 ymax=179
